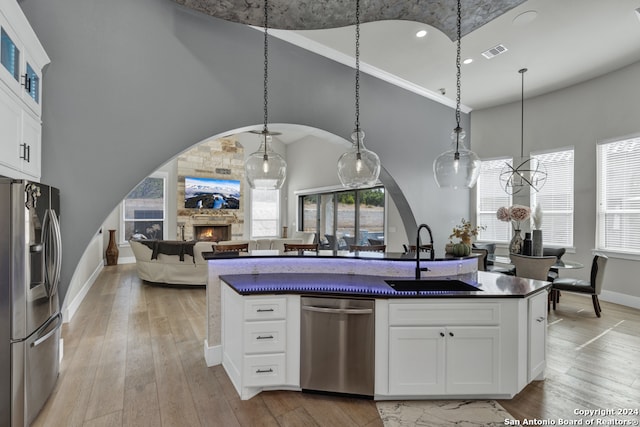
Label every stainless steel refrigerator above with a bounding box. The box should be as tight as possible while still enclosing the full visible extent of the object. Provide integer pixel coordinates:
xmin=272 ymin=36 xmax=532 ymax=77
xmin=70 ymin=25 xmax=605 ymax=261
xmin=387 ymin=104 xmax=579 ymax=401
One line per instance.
xmin=1 ymin=178 xmax=62 ymax=427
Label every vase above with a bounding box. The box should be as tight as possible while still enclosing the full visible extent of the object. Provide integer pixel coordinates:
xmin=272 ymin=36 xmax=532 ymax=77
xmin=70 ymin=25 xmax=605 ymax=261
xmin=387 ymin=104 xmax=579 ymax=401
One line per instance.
xmin=532 ymin=229 xmax=543 ymax=256
xmin=105 ymin=229 xmax=119 ymax=266
xmin=510 ymin=229 xmax=524 ymax=254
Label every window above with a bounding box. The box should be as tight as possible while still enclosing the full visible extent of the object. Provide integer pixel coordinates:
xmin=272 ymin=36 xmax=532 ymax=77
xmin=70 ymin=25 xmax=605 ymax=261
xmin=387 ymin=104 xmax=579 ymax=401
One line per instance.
xmin=121 ymin=173 xmax=167 ymax=241
xmin=531 ymin=148 xmax=574 ymax=247
xmin=476 ymin=158 xmax=512 ymax=242
xmin=251 ymin=189 xmax=280 ymax=238
xmin=597 ymin=135 xmax=640 ymax=255
xmin=299 ymin=186 xmax=385 ymax=249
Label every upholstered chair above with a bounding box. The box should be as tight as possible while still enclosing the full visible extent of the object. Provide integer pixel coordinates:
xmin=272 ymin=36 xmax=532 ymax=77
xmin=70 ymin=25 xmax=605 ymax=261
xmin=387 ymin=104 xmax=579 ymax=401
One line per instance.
xmin=510 ymin=254 xmax=557 ymax=281
xmin=551 ymin=255 xmax=608 ymax=317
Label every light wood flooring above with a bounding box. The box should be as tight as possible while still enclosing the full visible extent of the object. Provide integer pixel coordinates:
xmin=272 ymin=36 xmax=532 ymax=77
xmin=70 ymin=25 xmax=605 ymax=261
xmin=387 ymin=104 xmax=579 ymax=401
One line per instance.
xmin=34 ymin=264 xmax=640 ymax=426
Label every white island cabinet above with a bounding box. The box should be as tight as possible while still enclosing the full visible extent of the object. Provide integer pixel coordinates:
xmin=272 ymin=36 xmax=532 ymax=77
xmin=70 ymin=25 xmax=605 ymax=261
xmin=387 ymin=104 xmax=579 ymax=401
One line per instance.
xmin=385 ymin=301 xmax=501 ymax=396
xmin=221 ymin=283 xmax=300 ymax=400
xmin=0 ymin=0 xmax=49 ymax=181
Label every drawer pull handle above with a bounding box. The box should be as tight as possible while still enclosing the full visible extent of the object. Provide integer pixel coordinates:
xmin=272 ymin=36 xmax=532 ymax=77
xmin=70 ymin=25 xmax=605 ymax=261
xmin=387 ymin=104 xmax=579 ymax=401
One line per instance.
xmin=439 ymin=332 xmax=445 ymax=337
xmin=536 ymin=316 xmax=545 ymax=323
xmin=256 ymin=308 xmax=274 ymax=312
xmin=256 ymin=368 xmax=273 ymax=374
xmin=449 ymin=332 xmax=454 ymax=337
xmin=256 ymin=335 xmax=273 ymax=340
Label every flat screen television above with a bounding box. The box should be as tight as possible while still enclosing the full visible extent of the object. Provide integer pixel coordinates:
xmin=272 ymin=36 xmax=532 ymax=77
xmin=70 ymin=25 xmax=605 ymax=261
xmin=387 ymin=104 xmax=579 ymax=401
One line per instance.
xmin=184 ymin=176 xmax=240 ymax=209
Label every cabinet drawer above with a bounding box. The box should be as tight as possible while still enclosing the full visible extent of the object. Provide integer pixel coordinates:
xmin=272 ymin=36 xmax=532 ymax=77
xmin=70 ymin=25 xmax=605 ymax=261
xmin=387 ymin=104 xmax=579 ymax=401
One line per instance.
xmin=244 ymin=321 xmax=286 ymax=354
xmin=389 ymin=302 xmax=500 ymax=326
xmin=243 ymin=353 xmax=285 ymax=387
xmin=244 ymin=298 xmax=287 ymax=321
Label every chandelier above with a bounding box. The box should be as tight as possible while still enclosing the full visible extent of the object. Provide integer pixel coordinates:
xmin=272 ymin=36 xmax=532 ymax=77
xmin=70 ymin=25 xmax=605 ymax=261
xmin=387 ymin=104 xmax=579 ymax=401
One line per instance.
xmin=337 ymin=0 xmax=381 ymax=189
xmin=499 ymin=68 xmax=547 ymax=195
xmin=244 ymin=0 xmax=287 ymax=190
xmin=432 ymin=0 xmax=481 ymax=190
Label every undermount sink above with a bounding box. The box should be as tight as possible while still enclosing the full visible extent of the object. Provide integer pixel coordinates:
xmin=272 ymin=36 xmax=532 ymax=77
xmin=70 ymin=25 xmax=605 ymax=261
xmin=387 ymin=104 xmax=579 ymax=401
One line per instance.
xmin=385 ymin=279 xmax=482 ymax=292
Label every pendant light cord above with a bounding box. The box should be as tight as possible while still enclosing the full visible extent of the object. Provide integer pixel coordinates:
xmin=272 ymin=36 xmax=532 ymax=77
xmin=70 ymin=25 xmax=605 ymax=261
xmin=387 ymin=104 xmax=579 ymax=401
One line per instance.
xmin=263 ymin=0 xmax=269 ymax=155
xmin=454 ymin=0 xmax=462 ymax=155
xmin=519 ymin=68 xmax=527 ymax=158
xmin=354 ymin=0 xmax=361 ymax=154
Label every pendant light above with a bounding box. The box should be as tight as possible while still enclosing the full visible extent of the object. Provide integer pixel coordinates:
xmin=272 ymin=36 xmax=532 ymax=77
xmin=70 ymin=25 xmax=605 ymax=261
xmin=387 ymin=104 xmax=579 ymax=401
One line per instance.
xmin=499 ymin=68 xmax=547 ymax=195
xmin=337 ymin=0 xmax=381 ymax=189
xmin=244 ymin=0 xmax=287 ymax=190
xmin=433 ymin=0 xmax=480 ymax=190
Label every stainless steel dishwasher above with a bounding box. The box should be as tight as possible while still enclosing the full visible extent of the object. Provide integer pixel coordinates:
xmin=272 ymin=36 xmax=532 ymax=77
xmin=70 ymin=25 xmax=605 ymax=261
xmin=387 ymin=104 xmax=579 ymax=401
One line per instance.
xmin=300 ymin=296 xmax=375 ymax=397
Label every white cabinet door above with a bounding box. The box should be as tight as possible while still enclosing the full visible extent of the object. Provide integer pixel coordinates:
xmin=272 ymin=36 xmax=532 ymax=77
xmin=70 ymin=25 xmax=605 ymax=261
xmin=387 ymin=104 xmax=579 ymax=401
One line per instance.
xmin=388 ymin=326 xmax=446 ymax=395
xmin=20 ymin=109 xmax=40 ymax=178
xmin=0 ymin=86 xmax=22 ymax=171
xmin=528 ymin=291 xmax=548 ymax=381
xmin=446 ymin=326 xmax=500 ymax=394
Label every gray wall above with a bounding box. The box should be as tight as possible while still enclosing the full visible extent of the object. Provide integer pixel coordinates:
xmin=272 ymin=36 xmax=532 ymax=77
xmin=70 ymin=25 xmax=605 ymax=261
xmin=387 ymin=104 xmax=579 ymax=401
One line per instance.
xmin=20 ymin=0 xmax=470 ymax=303
xmin=471 ymin=60 xmax=640 ymax=305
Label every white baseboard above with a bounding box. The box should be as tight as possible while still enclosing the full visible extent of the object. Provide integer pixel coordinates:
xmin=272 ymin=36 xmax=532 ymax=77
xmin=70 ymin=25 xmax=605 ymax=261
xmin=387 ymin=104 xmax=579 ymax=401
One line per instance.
xmin=204 ymin=339 xmax=222 ymax=367
xmin=600 ymin=290 xmax=640 ymax=310
xmin=62 ymin=262 xmax=103 ymax=323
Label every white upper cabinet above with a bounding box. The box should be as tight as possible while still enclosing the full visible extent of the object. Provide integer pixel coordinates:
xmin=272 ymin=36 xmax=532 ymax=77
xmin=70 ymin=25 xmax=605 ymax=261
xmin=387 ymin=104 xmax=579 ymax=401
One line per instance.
xmin=0 ymin=0 xmax=49 ymax=180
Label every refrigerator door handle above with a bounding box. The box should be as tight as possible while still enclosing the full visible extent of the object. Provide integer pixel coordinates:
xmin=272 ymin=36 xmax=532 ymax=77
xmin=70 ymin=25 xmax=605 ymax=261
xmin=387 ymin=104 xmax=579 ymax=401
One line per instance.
xmin=43 ymin=209 xmax=62 ymax=298
xmin=49 ymin=209 xmax=63 ymax=297
xmin=42 ymin=209 xmax=52 ymax=298
xmin=32 ymin=313 xmax=63 ymax=348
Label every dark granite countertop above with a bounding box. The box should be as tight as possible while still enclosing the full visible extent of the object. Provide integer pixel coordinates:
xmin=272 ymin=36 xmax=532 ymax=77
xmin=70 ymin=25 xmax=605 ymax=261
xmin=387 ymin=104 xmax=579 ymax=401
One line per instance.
xmin=204 ymin=249 xmax=477 ymax=262
xmin=219 ymin=271 xmax=550 ymax=299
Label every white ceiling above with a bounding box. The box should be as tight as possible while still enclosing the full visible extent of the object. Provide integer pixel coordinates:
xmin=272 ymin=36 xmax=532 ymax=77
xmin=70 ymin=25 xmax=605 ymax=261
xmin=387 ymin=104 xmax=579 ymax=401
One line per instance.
xmin=271 ymin=0 xmax=640 ymax=112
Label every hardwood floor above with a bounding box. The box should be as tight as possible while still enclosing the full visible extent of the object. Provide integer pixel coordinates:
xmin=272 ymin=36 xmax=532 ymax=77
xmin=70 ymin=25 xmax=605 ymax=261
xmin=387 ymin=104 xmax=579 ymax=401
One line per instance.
xmin=34 ymin=264 xmax=640 ymax=426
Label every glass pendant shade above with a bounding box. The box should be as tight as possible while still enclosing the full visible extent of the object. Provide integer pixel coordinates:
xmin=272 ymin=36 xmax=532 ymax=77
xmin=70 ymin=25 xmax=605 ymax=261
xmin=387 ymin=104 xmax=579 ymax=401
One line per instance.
xmin=245 ymin=134 xmax=287 ymax=190
xmin=337 ymin=130 xmax=381 ymax=188
xmin=433 ymin=129 xmax=481 ymax=189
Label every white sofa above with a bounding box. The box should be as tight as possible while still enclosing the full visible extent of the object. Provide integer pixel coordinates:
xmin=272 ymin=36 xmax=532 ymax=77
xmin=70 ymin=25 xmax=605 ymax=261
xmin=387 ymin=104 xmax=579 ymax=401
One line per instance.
xmin=130 ymin=235 xmax=316 ymax=285
xmin=130 ymin=240 xmax=211 ymax=285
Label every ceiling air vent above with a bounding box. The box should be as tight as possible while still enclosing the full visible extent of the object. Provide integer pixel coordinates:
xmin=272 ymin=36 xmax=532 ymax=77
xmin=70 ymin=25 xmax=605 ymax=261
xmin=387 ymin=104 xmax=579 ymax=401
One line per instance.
xmin=481 ymin=44 xmax=508 ymax=59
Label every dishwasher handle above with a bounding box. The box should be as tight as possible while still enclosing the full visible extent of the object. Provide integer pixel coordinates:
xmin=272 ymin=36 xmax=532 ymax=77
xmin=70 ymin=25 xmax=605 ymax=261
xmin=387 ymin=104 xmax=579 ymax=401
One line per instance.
xmin=302 ymin=305 xmax=373 ymax=315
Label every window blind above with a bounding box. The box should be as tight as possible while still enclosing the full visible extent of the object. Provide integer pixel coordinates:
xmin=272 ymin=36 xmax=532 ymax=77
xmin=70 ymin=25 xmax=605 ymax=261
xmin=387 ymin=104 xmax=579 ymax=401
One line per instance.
xmin=597 ymin=136 xmax=640 ymax=254
xmin=531 ymin=148 xmax=574 ymax=247
xmin=476 ymin=158 xmax=512 ymax=242
xmin=251 ymin=189 xmax=280 ymax=237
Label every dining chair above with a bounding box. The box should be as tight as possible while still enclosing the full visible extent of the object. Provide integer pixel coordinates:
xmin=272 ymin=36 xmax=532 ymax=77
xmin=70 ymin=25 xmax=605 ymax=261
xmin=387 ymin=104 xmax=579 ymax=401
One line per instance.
xmin=471 ymin=248 xmax=488 ymax=271
xmin=212 ymin=242 xmax=249 ymax=253
xmin=368 ymin=238 xmax=384 ymax=246
xmin=349 ymin=244 xmax=386 ymax=252
xmin=283 ymin=243 xmax=319 ymax=252
xmin=550 ymin=254 xmax=608 ymax=317
xmin=509 ymin=254 xmax=557 ymax=281
xmin=323 ymin=234 xmax=337 ymax=250
xmin=543 ymin=247 xmax=566 ymax=281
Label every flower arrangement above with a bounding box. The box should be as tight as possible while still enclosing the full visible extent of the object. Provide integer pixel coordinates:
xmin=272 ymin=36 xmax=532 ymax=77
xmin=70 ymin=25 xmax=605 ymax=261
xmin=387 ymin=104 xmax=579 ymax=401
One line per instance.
xmin=496 ymin=205 xmax=531 ymax=231
xmin=449 ymin=218 xmax=486 ymax=245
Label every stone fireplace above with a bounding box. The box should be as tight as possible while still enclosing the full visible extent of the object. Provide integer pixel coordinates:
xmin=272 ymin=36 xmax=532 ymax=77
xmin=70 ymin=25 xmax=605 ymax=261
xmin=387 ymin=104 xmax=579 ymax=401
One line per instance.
xmin=193 ymin=224 xmax=232 ymax=242
xmin=175 ymin=136 xmax=245 ymax=241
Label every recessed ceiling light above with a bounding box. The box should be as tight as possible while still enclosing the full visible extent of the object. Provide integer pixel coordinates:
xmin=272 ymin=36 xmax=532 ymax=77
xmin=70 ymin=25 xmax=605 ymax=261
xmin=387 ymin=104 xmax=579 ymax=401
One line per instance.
xmin=416 ymin=30 xmax=428 ymax=38
xmin=463 ymin=58 xmax=473 ymax=65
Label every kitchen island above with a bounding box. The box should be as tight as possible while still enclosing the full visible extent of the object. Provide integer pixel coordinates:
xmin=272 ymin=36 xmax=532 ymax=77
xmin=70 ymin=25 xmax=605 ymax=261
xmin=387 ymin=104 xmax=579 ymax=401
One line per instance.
xmin=203 ymin=251 xmax=550 ymax=401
